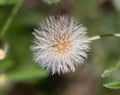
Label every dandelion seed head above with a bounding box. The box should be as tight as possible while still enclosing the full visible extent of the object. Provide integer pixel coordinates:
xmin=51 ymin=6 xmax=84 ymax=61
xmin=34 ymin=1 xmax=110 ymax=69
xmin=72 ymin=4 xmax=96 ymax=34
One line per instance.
xmin=31 ymin=16 xmax=90 ymax=74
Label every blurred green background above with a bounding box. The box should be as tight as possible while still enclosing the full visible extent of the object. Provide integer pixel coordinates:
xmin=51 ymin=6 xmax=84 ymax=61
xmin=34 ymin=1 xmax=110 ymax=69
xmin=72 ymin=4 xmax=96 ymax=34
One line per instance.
xmin=0 ymin=0 xmax=120 ymax=95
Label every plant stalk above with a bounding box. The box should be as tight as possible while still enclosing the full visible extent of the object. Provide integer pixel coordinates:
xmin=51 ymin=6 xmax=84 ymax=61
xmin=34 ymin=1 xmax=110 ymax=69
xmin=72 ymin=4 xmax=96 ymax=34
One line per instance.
xmin=0 ymin=0 xmax=23 ymax=38
xmin=87 ymin=33 xmax=120 ymax=41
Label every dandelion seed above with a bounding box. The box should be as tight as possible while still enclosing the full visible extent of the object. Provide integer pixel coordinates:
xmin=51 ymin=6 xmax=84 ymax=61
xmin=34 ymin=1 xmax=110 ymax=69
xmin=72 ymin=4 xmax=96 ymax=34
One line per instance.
xmin=31 ymin=16 xmax=90 ymax=74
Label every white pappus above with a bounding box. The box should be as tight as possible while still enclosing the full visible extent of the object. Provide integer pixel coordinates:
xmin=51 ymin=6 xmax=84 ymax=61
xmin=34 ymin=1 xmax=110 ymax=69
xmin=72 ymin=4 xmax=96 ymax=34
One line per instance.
xmin=31 ymin=16 xmax=90 ymax=74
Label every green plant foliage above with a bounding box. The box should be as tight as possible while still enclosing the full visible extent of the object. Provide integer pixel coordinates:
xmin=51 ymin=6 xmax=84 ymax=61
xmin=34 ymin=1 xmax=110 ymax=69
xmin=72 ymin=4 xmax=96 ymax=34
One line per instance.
xmin=1 ymin=0 xmax=120 ymax=94
xmin=5 ymin=27 xmax=48 ymax=82
xmin=101 ymin=59 xmax=120 ymax=89
xmin=8 ymin=67 xmax=48 ymax=82
xmin=103 ymin=80 xmax=120 ymax=89
xmin=101 ymin=59 xmax=120 ymax=78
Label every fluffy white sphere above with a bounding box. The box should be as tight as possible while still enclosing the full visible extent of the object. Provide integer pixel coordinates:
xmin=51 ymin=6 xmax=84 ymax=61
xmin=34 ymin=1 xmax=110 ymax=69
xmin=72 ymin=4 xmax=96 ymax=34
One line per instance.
xmin=31 ymin=16 xmax=90 ymax=74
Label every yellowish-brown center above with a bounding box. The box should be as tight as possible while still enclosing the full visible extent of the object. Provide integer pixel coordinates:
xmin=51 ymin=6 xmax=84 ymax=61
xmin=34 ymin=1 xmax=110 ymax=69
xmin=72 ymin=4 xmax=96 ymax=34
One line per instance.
xmin=51 ymin=34 xmax=71 ymax=54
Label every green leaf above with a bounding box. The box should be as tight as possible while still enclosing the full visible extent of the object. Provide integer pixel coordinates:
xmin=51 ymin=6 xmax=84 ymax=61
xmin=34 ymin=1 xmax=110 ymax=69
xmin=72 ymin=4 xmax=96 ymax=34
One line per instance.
xmin=101 ymin=59 xmax=120 ymax=78
xmin=8 ymin=68 xmax=48 ymax=82
xmin=0 ymin=0 xmax=17 ymax=5
xmin=103 ymin=80 xmax=120 ymax=89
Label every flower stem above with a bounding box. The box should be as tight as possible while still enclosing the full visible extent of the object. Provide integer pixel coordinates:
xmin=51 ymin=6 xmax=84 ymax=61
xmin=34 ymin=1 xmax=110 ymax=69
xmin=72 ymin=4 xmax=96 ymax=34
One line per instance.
xmin=0 ymin=0 xmax=24 ymax=38
xmin=87 ymin=33 xmax=120 ymax=41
